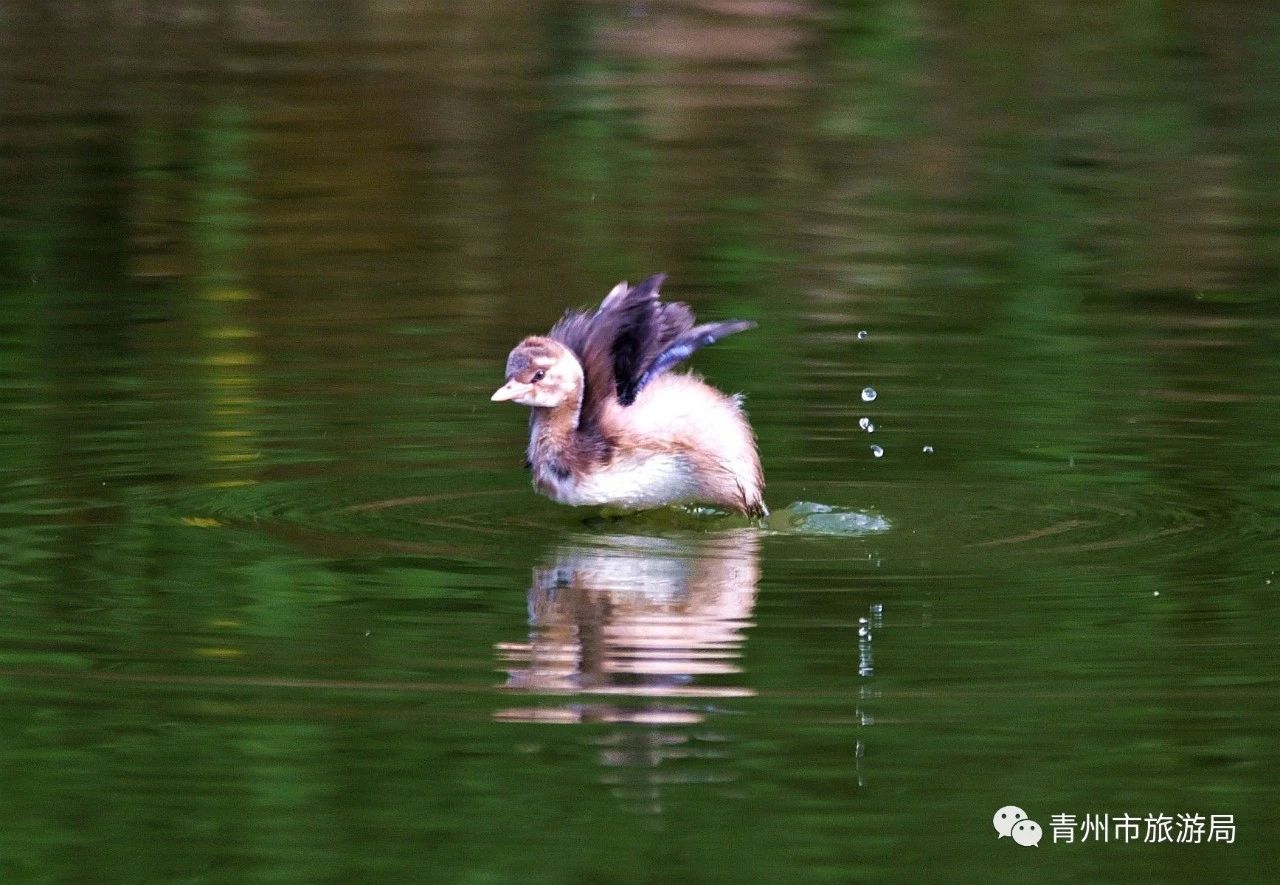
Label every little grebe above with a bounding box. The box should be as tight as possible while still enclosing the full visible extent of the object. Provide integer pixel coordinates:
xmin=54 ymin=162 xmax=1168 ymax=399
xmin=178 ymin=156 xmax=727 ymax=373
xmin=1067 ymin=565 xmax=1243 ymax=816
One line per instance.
xmin=491 ymin=274 xmax=766 ymax=517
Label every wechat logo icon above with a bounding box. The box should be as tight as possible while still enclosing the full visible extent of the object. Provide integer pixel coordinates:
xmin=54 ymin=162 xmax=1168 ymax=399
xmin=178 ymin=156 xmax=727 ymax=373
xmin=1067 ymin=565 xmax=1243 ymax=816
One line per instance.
xmin=994 ymin=805 xmax=1043 ymax=847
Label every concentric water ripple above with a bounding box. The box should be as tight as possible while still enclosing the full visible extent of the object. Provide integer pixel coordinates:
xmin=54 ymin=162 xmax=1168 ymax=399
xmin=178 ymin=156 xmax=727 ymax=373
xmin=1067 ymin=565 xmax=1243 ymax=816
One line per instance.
xmin=943 ymin=482 xmax=1267 ymax=567
xmin=169 ymin=476 xmax=561 ymax=561
xmin=159 ymin=462 xmax=1272 ymax=586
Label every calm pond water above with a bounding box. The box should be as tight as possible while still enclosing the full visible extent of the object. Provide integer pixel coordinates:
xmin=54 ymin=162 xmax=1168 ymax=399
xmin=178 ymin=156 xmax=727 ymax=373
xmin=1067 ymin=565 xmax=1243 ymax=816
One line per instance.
xmin=2 ymin=2 xmax=1278 ymax=882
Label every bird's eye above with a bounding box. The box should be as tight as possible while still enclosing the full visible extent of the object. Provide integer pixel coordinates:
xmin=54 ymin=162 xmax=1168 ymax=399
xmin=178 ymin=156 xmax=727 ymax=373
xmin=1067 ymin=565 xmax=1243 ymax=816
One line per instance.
xmin=532 ymin=370 xmax=546 ymax=382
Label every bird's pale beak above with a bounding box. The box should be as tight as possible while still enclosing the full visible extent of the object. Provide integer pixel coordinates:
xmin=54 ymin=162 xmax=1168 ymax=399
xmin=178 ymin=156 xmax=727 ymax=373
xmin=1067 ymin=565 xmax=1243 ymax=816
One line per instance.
xmin=490 ymin=380 xmax=528 ymax=402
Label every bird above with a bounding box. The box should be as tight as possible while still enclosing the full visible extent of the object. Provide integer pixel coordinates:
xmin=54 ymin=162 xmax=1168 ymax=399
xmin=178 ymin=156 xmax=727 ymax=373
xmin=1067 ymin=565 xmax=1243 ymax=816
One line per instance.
xmin=491 ymin=273 xmax=766 ymax=517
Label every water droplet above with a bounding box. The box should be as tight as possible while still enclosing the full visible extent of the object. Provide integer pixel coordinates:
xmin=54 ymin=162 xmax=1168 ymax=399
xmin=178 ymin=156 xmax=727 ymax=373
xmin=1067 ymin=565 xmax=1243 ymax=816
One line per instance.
xmin=922 ymin=445 xmax=934 ymax=454
xmin=861 ymin=387 xmax=877 ymax=402
xmin=858 ymin=417 xmax=875 ymax=433
xmin=856 ymin=330 xmax=868 ymax=340
xmin=870 ymin=445 xmax=884 ymax=458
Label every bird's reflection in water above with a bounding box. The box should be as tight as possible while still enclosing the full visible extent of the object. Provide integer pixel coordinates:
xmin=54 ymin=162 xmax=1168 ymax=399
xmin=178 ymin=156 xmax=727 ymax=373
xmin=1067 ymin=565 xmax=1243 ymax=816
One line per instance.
xmin=497 ymin=529 xmax=759 ymax=710
xmin=495 ymin=529 xmax=760 ymax=812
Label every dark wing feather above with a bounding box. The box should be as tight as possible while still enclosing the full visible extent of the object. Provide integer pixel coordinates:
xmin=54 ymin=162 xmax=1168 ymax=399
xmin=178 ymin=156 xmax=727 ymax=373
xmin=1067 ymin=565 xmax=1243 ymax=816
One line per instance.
xmin=628 ymin=320 xmax=757 ymax=401
xmin=550 ymin=274 xmax=754 ymax=424
xmin=609 ymin=274 xmax=700 ymax=405
xmin=547 ymin=303 xmax=624 ymax=432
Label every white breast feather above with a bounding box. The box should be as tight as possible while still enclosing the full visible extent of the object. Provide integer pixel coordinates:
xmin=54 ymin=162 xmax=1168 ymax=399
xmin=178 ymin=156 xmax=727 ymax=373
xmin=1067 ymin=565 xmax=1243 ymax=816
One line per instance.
xmin=543 ymin=452 xmax=698 ymax=509
xmin=535 ymin=373 xmax=760 ymax=511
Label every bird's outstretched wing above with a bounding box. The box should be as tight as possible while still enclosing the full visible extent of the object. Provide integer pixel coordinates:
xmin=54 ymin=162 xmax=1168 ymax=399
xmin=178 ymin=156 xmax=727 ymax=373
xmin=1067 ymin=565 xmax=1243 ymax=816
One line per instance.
xmin=550 ymin=274 xmax=754 ymax=429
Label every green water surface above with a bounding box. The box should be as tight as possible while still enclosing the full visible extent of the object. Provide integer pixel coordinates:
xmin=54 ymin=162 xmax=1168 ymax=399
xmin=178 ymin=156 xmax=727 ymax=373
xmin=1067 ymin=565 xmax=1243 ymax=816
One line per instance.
xmin=1 ymin=2 xmax=1277 ymax=882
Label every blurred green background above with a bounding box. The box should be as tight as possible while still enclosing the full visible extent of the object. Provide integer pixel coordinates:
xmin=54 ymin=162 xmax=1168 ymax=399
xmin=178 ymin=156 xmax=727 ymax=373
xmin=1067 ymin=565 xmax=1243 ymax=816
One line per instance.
xmin=1 ymin=2 xmax=1277 ymax=882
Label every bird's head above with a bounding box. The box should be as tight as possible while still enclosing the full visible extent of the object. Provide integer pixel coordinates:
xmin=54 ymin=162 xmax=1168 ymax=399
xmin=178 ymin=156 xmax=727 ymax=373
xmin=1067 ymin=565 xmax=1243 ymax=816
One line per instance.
xmin=490 ymin=336 xmax=583 ymax=409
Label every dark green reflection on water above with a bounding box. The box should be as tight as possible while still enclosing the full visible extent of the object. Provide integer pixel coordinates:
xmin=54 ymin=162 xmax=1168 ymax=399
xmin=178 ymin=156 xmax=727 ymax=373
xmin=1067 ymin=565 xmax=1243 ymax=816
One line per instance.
xmin=2 ymin=1 xmax=1279 ymax=881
